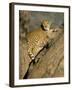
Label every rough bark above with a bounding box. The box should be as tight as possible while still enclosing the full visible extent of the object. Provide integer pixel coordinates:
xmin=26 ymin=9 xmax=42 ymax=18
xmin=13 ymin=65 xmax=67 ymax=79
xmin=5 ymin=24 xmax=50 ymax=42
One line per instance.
xmin=19 ymin=28 xmax=64 ymax=79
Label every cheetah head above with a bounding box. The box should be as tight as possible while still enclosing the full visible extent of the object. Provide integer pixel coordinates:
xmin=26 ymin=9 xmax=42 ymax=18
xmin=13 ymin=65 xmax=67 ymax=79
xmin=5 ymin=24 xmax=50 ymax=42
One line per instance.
xmin=41 ymin=20 xmax=58 ymax=33
xmin=41 ymin=20 xmax=50 ymax=31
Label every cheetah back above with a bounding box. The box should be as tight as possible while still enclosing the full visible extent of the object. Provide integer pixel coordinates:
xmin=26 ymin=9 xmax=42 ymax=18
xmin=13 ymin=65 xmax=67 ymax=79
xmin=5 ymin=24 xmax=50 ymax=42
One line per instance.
xmin=27 ymin=28 xmax=49 ymax=60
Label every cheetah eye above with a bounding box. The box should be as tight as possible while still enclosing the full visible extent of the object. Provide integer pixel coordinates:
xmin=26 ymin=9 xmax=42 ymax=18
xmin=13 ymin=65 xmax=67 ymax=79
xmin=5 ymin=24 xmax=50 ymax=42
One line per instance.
xmin=44 ymin=25 xmax=47 ymax=28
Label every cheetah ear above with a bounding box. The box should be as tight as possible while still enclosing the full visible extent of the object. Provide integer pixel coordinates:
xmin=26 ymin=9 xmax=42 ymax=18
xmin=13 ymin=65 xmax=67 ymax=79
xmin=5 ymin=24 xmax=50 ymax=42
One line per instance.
xmin=41 ymin=21 xmax=45 ymax=30
xmin=41 ymin=22 xmax=45 ymax=30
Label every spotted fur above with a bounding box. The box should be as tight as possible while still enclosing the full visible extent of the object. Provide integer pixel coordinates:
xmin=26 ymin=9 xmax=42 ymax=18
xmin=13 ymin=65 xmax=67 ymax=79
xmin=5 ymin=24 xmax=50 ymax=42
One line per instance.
xmin=27 ymin=20 xmax=54 ymax=60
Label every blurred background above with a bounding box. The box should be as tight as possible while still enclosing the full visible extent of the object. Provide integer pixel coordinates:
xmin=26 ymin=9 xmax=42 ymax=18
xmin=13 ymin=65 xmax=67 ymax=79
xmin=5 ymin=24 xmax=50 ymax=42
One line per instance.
xmin=19 ymin=10 xmax=64 ymax=38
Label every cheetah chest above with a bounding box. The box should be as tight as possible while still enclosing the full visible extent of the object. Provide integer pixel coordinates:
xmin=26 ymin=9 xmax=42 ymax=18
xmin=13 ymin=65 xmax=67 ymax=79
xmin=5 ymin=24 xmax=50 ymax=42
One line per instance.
xmin=27 ymin=29 xmax=49 ymax=60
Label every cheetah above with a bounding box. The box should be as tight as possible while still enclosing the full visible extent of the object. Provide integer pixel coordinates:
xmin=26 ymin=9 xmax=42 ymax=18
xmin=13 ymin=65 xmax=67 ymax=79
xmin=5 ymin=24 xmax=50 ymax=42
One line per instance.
xmin=27 ymin=20 xmax=57 ymax=61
